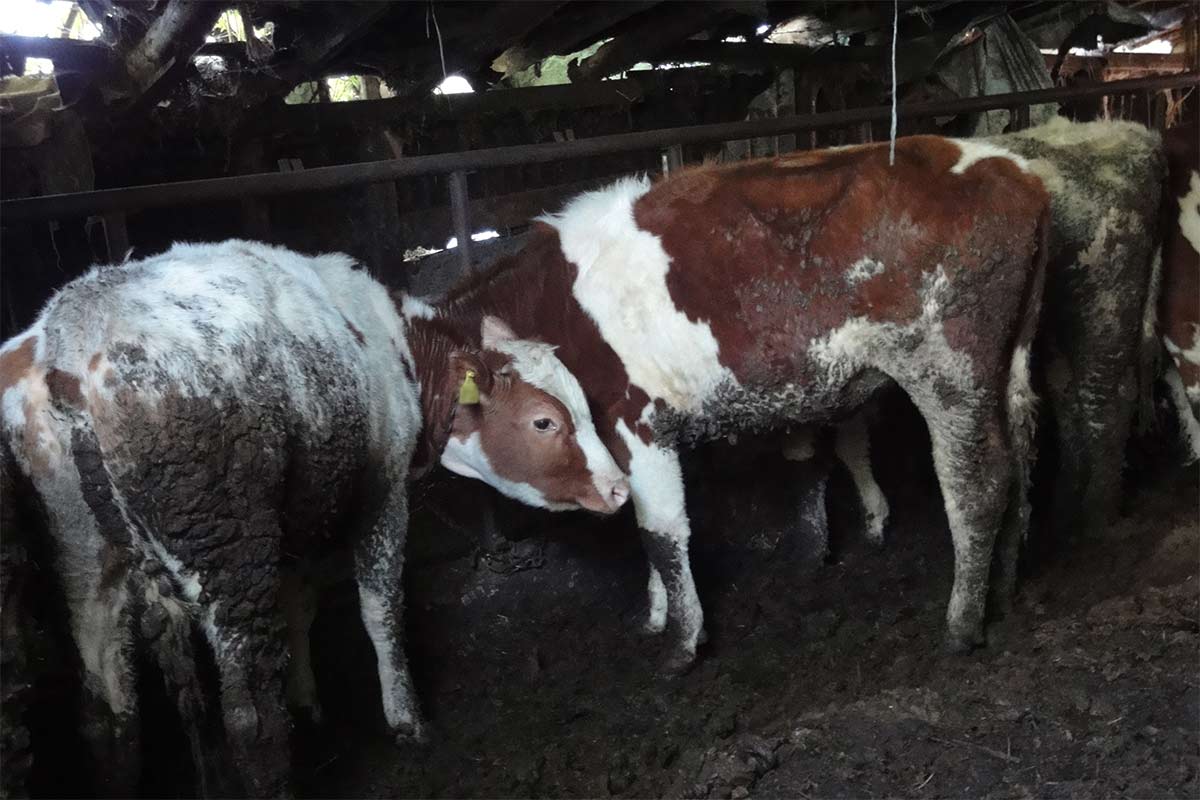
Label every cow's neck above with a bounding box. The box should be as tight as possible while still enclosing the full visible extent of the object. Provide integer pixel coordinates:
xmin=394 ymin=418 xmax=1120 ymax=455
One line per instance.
xmin=405 ymin=312 xmax=475 ymax=475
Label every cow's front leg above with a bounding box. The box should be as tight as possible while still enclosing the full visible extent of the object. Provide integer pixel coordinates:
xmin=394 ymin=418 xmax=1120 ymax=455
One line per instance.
xmin=354 ymin=487 xmax=424 ymax=743
xmin=617 ymin=426 xmax=704 ymax=673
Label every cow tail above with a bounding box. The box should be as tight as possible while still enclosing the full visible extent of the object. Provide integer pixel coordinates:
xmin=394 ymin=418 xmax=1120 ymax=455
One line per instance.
xmin=1006 ymin=206 xmax=1050 ymax=541
xmin=1137 ymin=249 xmax=1165 ymax=436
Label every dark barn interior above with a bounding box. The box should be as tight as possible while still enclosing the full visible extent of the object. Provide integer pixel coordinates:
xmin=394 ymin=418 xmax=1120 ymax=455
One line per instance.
xmin=1 ymin=1 xmax=1198 ymax=798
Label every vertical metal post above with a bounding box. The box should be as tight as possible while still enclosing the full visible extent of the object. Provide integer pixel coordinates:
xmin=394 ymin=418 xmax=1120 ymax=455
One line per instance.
xmin=1008 ymin=105 xmax=1030 ymax=131
xmin=665 ymin=144 xmax=683 ymax=174
xmin=102 ymin=212 xmax=129 ymax=262
xmin=448 ymin=169 xmax=472 ymax=273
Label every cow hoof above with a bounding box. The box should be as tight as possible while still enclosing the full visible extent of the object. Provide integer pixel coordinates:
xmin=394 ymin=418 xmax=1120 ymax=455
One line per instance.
xmin=639 ymin=618 xmax=667 ymax=637
xmin=291 ymin=703 xmax=323 ymax=729
xmin=661 ymin=648 xmax=698 ymax=677
xmin=943 ymin=630 xmax=984 ymax=655
xmin=393 ymin=721 xmax=429 ymax=747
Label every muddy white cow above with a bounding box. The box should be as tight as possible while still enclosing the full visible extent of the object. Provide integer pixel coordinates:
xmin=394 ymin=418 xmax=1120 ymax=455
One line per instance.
xmin=433 ymin=136 xmax=1050 ymax=671
xmin=1160 ymin=121 xmax=1200 ymax=459
xmin=833 ymin=119 xmax=1169 ymax=553
xmin=0 ymin=240 xmax=628 ymax=796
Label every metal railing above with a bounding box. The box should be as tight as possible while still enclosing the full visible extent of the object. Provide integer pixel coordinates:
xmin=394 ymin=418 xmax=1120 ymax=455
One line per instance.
xmin=2 ymin=72 xmax=1197 ymax=270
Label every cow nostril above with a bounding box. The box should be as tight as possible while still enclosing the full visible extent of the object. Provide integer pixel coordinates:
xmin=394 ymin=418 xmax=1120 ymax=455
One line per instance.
xmin=610 ymin=480 xmax=630 ymax=507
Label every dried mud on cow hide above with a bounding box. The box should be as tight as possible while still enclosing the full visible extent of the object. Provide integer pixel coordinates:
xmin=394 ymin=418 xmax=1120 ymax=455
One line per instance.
xmin=291 ymin=400 xmax=1198 ymax=800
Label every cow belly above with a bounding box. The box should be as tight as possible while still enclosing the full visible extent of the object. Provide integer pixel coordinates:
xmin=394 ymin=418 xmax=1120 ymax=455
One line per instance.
xmin=653 ymin=368 xmax=891 ymax=445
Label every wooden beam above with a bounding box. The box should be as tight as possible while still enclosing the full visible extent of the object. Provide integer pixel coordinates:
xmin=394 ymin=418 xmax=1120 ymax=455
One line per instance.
xmin=493 ymin=1 xmax=661 ymax=75
xmin=0 ymin=35 xmax=112 ymax=74
xmin=246 ymin=79 xmax=644 ymax=134
xmin=568 ymin=2 xmax=753 ymax=82
xmin=1045 ymin=51 xmax=1190 ymax=76
xmin=122 ymin=0 xmax=222 ymax=103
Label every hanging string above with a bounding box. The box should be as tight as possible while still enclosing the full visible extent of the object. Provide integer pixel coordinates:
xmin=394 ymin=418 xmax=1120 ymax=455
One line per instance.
xmin=889 ymin=0 xmax=898 ymax=166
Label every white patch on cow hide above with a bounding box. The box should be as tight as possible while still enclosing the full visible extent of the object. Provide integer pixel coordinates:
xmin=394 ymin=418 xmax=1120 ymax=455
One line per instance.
xmin=1162 ymin=366 xmax=1200 ymax=462
xmin=1165 ymin=330 xmax=1200 ymax=371
xmin=949 ymin=139 xmax=1030 ymax=175
xmin=810 ymin=265 xmax=975 ymax=400
xmin=400 ymin=295 xmax=436 ymax=320
xmin=1180 ymin=170 xmax=1200 ymax=256
xmin=844 ymin=257 xmax=885 ymax=287
xmin=440 ymin=431 xmax=573 ymax=511
xmin=644 ymin=566 xmax=668 ymax=633
xmin=540 ymin=176 xmax=739 ymax=413
xmin=16 ymin=240 xmax=421 ymax=464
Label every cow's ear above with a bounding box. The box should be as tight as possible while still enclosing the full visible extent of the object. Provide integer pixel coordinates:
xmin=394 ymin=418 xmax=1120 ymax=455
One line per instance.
xmin=449 ymin=351 xmax=494 ymax=405
xmin=481 ymin=315 xmax=518 ymax=349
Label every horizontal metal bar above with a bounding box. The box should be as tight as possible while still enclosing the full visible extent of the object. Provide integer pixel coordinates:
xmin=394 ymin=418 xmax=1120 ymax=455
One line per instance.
xmin=3 ymin=73 xmax=1197 ymax=222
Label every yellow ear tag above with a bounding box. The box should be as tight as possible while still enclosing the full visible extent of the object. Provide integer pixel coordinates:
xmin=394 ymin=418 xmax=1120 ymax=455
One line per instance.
xmin=458 ymin=370 xmax=481 ymax=405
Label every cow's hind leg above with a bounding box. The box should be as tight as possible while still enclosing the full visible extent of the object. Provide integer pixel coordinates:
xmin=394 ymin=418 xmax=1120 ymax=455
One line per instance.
xmin=914 ymin=400 xmax=1011 ymax=652
xmin=281 ymin=564 xmax=322 ymax=725
xmin=202 ymin=520 xmax=291 ymax=797
xmin=354 ymin=487 xmax=423 ymax=742
xmin=36 ymin=420 xmax=142 ymax=795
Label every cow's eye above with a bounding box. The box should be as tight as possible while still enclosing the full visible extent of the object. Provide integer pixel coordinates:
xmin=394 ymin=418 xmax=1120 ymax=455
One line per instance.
xmin=533 ymin=418 xmax=557 ymax=432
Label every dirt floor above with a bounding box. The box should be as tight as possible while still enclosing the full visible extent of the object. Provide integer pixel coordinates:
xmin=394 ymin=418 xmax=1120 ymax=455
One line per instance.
xmin=291 ymin=414 xmax=1200 ymax=800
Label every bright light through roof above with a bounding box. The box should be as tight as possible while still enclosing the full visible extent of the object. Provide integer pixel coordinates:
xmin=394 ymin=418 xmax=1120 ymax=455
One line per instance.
xmin=434 ymin=75 xmax=474 ymax=95
xmin=1115 ymin=38 xmax=1172 ymax=54
xmin=1 ymin=0 xmax=100 ymax=39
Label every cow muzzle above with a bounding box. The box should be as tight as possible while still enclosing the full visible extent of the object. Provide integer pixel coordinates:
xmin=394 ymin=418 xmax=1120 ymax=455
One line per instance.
xmin=580 ymin=475 xmax=631 ymax=514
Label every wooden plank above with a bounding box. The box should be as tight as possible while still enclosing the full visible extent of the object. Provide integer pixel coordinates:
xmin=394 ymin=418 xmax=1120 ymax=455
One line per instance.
xmin=0 ymin=35 xmax=112 ymax=73
xmin=493 ymin=1 xmax=661 ymax=77
xmin=6 ymin=73 xmax=1198 ymax=222
xmin=248 ymin=80 xmax=644 ymax=134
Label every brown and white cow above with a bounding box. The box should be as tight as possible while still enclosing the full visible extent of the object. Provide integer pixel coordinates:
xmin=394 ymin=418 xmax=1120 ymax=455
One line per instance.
xmin=431 ymin=137 xmax=1050 ymax=670
xmin=833 ymin=118 xmax=1168 ymax=556
xmin=0 ymin=240 xmax=628 ymax=796
xmin=1160 ymin=121 xmax=1200 ymax=459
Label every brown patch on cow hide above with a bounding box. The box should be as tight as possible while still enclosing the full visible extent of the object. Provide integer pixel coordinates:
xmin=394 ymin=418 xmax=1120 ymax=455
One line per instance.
xmin=634 ymin=135 xmax=1050 ymax=388
xmin=461 ymin=375 xmax=606 ymax=508
xmin=0 ymin=338 xmax=36 ymax=394
xmin=343 ymin=316 xmax=366 ymax=346
xmin=45 ymin=369 xmax=84 ymax=409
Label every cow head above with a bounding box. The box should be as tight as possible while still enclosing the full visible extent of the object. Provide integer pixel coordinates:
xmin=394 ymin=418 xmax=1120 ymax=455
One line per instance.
xmin=440 ymin=316 xmax=629 ymax=514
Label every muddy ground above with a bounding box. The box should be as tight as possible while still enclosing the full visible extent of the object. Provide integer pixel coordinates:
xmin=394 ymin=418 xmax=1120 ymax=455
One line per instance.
xmin=15 ymin=397 xmax=1200 ymax=799
xmin=301 ymin=405 xmax=1197 ymax=799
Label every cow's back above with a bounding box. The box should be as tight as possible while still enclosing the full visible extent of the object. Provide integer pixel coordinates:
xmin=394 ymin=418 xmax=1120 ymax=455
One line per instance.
xmin=0 ymin=240 xmax=419 ymax=556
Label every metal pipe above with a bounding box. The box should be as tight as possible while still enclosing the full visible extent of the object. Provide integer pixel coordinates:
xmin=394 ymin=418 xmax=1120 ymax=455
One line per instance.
xmin=3 ymin=73 xmax=1197 ymax=222
xmin=448 ymin=170 xmax=472 ymax=273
